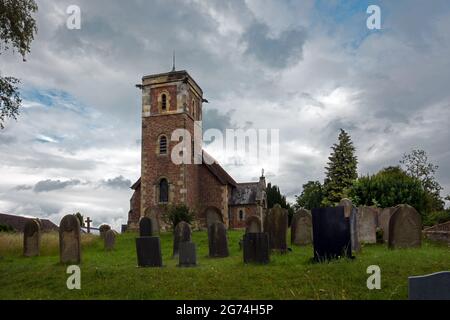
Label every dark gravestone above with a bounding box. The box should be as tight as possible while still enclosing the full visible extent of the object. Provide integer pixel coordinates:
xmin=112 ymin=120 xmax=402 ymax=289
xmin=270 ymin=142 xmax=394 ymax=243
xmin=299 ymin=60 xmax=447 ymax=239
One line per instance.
xmin=245 ymin=215 xmax=262 ymax=233
xmin=104 ymin=229 xmax=116 ymax=251
xmin=178 ymin=242 xmax=197 ymax=267
xmin=139 ymin=217 xmax=153 ymax=237
xmin=243 ymin=232 xmax=270 ymax=264
xmin=59 ymin=214 xmax=81 ymax=264
xmin=208 ymin=222 xmax=229 ymax=258
xmin=173 ymin=221 xmax=192 ymax=257
xmin=23 ymin=219 xmax=41 ymax=257
xmin=265 ymin=204 xmax=288 ymax=253
xmin=135 ymin=236 xmax=163 ymax=267
xmin=291 ymin=209 xmax=312 ymax=245
xmin=121 ymin=224 xmax=128 ymax=233
xmin=312 ymin=207 xmax=352 ymax=261
xmin=339 ymin=199 xmax=360 ymax=253
xmin=409 ymin=272 xmax=450 ymax=300
xmin=388 ymin=204 xmax=422 ymax=249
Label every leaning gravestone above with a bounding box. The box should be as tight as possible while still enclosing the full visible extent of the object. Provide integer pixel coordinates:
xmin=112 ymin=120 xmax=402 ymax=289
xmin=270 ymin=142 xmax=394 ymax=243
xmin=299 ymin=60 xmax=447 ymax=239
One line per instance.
xmin=379 ymin=207 xmax=396 ymax=243
xmin=388 ymin=204 xmax=422 ymax=249
xmin=178 ymin=242 xmax=197 ymax=267
xmin=357 ymin=206 xmax=377 ymax=244
xmin=312 ymin=207 xmax=352 ymax=261
xmin=265 ymin=204 xmax=288 ymax=253
xmin=173 ymin=221 xmax=192 ymax=257
xmin=104 ymin=229 xmax=116 ymax=251
xmin=208 ymin=222 xmax=229 ymax=258
xmin=23 ymin=219 xmax=41 ymax=257
xmin=245 ymin=215 xmax=262 ymax=233
xmin=291 ymin=209 xmax=312 ymax=245
xmin=339 ymin=199 xmax=360 ymax=253
xmin=59 ymin=214 xmax=81 ymax=264
xmin=409 ymin=271 xmax=450 ymax=300
xmin=243 ymin=232 xmax=270 ymax=264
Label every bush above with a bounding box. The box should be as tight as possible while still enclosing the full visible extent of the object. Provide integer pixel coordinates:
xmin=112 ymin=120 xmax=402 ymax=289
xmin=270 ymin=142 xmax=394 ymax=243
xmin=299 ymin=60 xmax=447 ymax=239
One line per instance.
xmin=165 ymin=204 xmax=194 ymax=230
xmin=0 ymin=224 xmax=15 ymax=233
xmin=423 ymin=210 xmax=450 ymax=227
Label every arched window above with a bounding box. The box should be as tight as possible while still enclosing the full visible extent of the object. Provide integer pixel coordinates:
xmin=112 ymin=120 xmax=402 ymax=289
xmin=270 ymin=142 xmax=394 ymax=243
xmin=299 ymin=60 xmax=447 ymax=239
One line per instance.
xmin=159 ymin=135 xmax=167 ymax=155
xmin=161 ymin=94 xmax=167 ymax=111
xmin=239 ymin=210 xmax=244 ymax=221
xmin=159 ymin=178 xmax=169 ymax=203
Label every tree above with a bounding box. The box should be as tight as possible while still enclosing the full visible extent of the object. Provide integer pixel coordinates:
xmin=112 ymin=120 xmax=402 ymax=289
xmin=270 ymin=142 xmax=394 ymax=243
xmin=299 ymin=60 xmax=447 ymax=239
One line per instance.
xmin=166 ymin=204 xmax=194 ymax=230
xmin=295 ymin=181 xmax=324 ymax=210
xmin=349 ymin=166 xmax=426 ymax=217
xmin=266 ymin=182 xmax=295 ymax=224
xmin=74 ymin=212 xmax=84 ymax=227
xmin=323 ymin=129 xmax=358 ymax=205
xmin=400 ymin=149 xmax=444 ymax=212
xmin=0 ymin=0 xmax=38 ymax=129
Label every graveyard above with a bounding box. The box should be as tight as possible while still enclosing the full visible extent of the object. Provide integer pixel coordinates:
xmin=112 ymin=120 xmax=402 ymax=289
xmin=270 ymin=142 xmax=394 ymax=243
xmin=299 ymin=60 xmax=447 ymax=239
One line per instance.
xmin=1 ymin=228 xmax=449 ymax=300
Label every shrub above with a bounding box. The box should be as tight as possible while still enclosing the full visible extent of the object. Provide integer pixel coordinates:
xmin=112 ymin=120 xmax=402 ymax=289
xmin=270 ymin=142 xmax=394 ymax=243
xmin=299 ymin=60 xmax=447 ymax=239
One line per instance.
xmin=165 ymin=204 xmax=194 ymax=230
xmin=0 ymin=224 xmax=15 ymax=233
xmin=423 ymin=210 xmax=450 ymax=227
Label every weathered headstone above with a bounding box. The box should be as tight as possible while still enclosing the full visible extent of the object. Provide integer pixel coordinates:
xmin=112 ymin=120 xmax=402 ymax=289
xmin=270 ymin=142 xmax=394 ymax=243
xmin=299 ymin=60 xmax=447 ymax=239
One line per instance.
xmin=173 ymin=221 xmax=192 ymax=257
xmin=339 ymin=199 xmax=360 ymax=253
xmin=379 ymin=207 xmax=396 ymax=243
xmin=104 ymin=229 xmax=116 ymax=251
xmin=135 ymin=236 xmax=163 ymax=267
xmin=59 ymin=214 xmax=81 ymax=264
xmin=265 ymin=204 xmax=288 ymax=253
xmin=245 ymin=215 xmax=262 ymax=233
xmin=291 ymin=209 xmax=312 ymax=245
xmin=388 ymin=204 xmax=422 ymax=249
xmin=208 ymin=222 xmax=229 ymax=258
xmin=243 ymin=232 xmax=270 ymax=264
xmin=139 ymin=216 xmax=153 ymax=237
xmin=23 ymin=219 xmax=41 ymax=257
xmin=409 ymin=271 xmax=450 ymax=300
xmin=178 ymin=242 xmax=197 ymax=267
xmin=357 ymin=206 xmax=377 ymax=244
xmin=312 ymin=207 xmax=352 ymax=261
xmin=99 ymin=224 xmax=111 ymax=239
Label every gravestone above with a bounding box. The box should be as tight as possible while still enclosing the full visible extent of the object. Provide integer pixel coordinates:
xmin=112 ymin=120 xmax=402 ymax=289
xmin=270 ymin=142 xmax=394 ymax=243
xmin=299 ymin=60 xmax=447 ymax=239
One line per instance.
xmin=379 ymin=207 xmax=396 ymax=243
xmin=357 ymin=206 xmax=377 ymax=244
xmin=339 ymin=199 xmax=360 ymax=253
xmin=139 ymin=216 xmax=153 ymax=237
xmin=23 ymin=219 xmax=41 ymax=257
xmin=208 ymin=222 xmax=229 ymax=258
xmin=144 ymin=208 xmax=161 ymax=235
xmin=178 ymin=242 xmax=197 ymax=267
xmin=104 ymin=229 xmax=116 ymax=251
xmin=121 ymin=224 xmax=128 ymax=233
xmin=135 ymin=236 xmax=163 ymax=267
xmin=245 ymin=215 xmax=262 ymax=233
xmin=59 ymin=214 xmax=81 ymax=264
xmin=291 ymin=209 xmax=312 ymax=245
xmin=243 ymin=232 xmax=270 ymax=264
xmin=99 ymin=224 xmax=111 ymax=239
xmin=173 ymin=221 xmax=192 ymax=257
xmin=312 ymin=207 xmax=352 ymax=261
xmin=388 ymin=204 xmax=422 ymax=249
xmin=265 ymin=204 xmax=288 ymax=253
xmin=409 ymin=271 xmax=450 ymax=300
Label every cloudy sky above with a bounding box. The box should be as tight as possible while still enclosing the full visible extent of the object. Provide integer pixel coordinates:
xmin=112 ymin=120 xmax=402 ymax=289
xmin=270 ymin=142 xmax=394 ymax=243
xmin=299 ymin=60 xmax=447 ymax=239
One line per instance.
xmin=1 ymin=0 xmax=449 ymax=230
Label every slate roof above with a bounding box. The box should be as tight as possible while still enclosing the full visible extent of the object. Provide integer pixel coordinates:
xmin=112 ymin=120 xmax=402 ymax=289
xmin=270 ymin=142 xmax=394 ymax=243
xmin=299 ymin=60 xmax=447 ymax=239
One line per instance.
xmin=230 ymin=183 xmax=258 ymax=205
xmin=0 ymin=213 xmax=59 ymax=232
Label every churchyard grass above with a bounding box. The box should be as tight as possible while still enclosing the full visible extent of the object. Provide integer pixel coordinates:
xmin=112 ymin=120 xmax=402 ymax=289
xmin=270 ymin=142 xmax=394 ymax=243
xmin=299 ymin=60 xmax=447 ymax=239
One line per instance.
xmin=0 ymin=230 xmax=449 ymax=299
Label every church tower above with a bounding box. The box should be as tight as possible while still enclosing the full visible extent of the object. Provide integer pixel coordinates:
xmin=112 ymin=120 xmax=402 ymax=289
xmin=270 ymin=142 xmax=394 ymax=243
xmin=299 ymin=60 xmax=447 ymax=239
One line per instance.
xmin=139 ymin=70 xmax=203 ymax=230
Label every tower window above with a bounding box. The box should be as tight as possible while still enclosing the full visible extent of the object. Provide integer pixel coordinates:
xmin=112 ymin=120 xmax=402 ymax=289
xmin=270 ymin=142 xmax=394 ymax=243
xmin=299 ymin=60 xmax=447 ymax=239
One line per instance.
xmin=239 ymin=210 xmax=244 ymax=221
xmin=159 ymin=135 xmax=168 ymax=155
xmin=161 ymin=94 xmax=167 ymax=111
xmin=159 ymin=178 xmax=169 ymax=203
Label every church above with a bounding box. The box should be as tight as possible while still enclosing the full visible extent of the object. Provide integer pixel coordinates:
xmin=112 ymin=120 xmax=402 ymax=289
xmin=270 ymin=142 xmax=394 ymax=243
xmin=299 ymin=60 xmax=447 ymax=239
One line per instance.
xmin=127 ymin=69 xmax=267 ymax=231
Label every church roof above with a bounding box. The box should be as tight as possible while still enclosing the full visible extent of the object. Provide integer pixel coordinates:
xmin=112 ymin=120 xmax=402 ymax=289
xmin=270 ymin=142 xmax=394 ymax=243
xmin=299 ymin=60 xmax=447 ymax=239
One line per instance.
xmin=230 ymin=183 xmax=259 ymax=205
xmin=202 ymin=151 xmax=237 ymax=187
xmin=0 ymin=213 xmax=59 ymax=232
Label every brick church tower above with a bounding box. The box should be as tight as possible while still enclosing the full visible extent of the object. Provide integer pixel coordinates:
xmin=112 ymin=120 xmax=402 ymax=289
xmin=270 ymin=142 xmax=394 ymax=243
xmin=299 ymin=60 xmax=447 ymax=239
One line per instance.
xmin=128 ymin=69 xmax=267 ymax=232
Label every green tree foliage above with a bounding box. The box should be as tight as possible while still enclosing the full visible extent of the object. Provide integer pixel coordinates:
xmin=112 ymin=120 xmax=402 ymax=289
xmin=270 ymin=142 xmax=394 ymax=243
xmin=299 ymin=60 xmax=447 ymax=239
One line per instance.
xmin=422 ymin=210 xmax=450 ymax=227
xmin=350 ymin=166 xmax=426 ymax=216
xmin=0 ymin=223 xmax=14 ymax=232
xmin=295 ymin=181 xmax=324 ymax=210
xmin=266 ymin=183 xmax=295 ymax=224
xmin=400 ymin=149 xmax=444 ymax=212
xmin=74 ymin=212 xmax=84 ymax=227
xmin=166 ymin=204 xmax=194 ymax=230
xmin=0 ymin=0 xmax=38 ymax=129
xmin=323 ymin=129 xmax=358 ymax=205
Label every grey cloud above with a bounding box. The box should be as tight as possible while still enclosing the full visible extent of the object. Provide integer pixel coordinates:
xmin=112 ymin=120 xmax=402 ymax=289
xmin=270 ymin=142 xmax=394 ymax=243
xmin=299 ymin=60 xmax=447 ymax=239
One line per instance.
xmin=34 ymin=179 xmax=81 ymax=193
xmin=203 ymin=108 xmax=235 ymax=133
xmin=100 ymin=176 xmax=132 ymax=190
xmin=14 ymin=185 xmax=33 ymax=191
xmin=242 ymin=22 xmax=307 ymax=68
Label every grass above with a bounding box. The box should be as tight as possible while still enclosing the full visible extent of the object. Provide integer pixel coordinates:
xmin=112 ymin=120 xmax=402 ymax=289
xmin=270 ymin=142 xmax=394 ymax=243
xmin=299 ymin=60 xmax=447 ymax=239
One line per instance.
xmin=0 ymin=230 xmax=449 ymax=300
